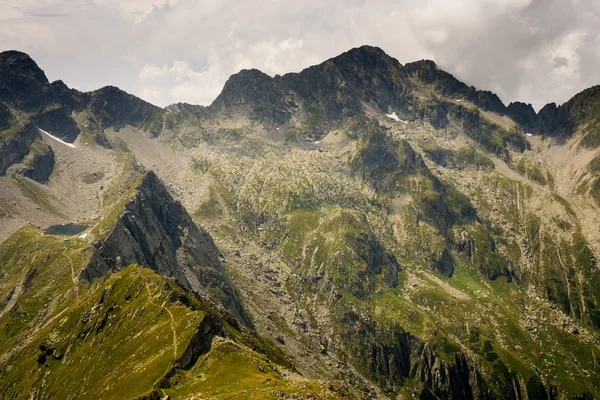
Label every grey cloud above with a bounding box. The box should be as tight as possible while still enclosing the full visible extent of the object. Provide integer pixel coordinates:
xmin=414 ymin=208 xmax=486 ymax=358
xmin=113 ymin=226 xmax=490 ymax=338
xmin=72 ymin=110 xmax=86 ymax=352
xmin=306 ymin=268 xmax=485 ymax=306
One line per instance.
xmin=0 ymin=0 xmax=597 ymax=110
xmin=553 ymin=56 xmax=569 ymax=68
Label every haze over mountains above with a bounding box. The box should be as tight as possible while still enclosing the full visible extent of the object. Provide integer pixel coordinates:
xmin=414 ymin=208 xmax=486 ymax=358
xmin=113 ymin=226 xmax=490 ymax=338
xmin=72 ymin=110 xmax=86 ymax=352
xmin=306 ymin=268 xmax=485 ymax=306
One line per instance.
xmin=1 ymin=45 xmax=600 ymax=399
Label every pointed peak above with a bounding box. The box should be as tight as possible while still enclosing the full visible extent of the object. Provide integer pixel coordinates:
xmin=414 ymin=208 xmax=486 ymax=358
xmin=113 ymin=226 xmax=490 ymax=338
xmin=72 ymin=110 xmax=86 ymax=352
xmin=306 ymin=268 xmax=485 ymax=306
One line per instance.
xmin=404 ymin=59 xmax=438 ymax=70
xmin=211 ymin=68 xmax=276 ymax=110
xmin=0 ymin=50 xmax=35 ymax=63
xmin=347 ymin=45 xmax=389 ymax=57
xmin=0 ymin=50 xmax=46 ymax=81
xmin=91 ymin=85 xmax=128 ymax=95
xmin=403 ymin=60 xmax=441 ymax=80
xmin=330 ymin=45 xmax=400 ymax=68
xmin=50 ymin=79 xmax=69 ymax=89
xmin=221 ymin=68 xmax=273 ymax=88
xmin=0 ymin=50 xmax=52 ymax=112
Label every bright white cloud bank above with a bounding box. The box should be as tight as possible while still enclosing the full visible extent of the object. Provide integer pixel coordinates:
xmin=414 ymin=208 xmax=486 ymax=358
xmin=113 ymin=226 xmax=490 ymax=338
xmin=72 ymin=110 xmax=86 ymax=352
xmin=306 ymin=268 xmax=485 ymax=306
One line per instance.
xmin=1 ymin=0 xmax=598 ymax=109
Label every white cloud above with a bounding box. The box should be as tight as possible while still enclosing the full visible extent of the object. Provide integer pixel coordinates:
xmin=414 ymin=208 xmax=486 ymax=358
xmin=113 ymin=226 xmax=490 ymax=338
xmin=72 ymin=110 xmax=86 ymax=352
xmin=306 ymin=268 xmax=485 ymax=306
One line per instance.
xmin=135 ymin=38 xmax=311 ymax=105
xmin=137 ymin=58 xmax=224 ymax=105
xmin=1 ymin=0 xmax=598 ymax=109
xmin=93 ymin=0 xmax=181 ymax=23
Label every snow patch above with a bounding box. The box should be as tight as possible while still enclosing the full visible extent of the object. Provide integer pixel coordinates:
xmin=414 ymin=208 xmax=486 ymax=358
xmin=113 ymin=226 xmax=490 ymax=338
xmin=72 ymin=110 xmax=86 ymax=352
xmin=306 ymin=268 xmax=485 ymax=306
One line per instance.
xmin=38 ymin=128 xmax=76 ymax=149
xmin=385 ymin=112 xmax=400 ymax=121
xmin=385 ymin=112 xmax=408 ymax=125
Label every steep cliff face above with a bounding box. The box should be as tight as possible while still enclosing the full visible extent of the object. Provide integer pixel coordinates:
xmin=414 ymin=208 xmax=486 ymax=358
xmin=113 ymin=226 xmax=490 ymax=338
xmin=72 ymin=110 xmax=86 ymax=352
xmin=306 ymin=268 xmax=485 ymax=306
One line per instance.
xmin=0 ymin=51 xmax=81 ymax=140
xmin=506 ymin=101 xmax=539 ymax=133
xmin=0 ymin=123 xmax=54 ymax=182
xmin=6 ymin=138 xmax=55 ymax=183
xmin=404 ymin=59 xmax=505 ymax=114
xmin=0 ymin=123 xmax=37 ymax=176
xmin=0 ymin=51 xmax=166 ymax=179
xmin=83 ymin=171 xmax=252 ymax=328
xmin=507 ymin=85 xmax=600 ymax=148
xmin=0 ymin=51 xmax=74 ymax=180
xmin=337 ymin=315 xmax=487 ymax=399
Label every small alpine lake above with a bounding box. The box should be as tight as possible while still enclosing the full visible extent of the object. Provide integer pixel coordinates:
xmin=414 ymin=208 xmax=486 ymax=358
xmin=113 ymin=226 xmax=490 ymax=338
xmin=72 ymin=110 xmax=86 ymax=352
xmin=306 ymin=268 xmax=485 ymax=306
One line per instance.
xmin=44 ymin=223 xmax=89 ymax=236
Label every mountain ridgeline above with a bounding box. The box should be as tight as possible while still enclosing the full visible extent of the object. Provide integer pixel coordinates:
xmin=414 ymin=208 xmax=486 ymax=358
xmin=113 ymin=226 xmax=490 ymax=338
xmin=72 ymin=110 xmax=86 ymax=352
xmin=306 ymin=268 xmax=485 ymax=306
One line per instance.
xmin=1 ymin=46 xmax=600 ymax=399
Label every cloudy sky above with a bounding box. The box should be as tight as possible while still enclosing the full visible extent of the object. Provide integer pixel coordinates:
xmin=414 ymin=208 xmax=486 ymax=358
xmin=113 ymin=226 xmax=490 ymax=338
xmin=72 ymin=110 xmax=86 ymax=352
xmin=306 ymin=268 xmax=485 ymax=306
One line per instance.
xmin=1 ymin=0 xmax=598 ymax=110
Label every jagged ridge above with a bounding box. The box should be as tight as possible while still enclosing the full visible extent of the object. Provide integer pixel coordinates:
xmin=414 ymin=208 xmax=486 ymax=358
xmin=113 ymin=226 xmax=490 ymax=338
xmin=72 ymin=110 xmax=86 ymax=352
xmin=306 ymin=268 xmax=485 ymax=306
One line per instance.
xmin=83 ymin=170 xmax=253 ymax=328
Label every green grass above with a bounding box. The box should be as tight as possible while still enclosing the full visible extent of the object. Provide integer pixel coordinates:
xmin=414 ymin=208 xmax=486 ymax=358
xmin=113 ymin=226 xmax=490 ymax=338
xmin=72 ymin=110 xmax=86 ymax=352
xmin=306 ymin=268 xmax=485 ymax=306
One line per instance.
xmin=423 ymin=145 xmax=495 ymax=171
xmin=514 ymin=157 xmax=549 ymax=185
xmin=0 ymin=261 xmax=201 ymax=399
xmin=280 ymin=209 xmax=320 ymax=259
xmin=164 ymin=340 xmax=342 ymax=399
xmin=89 ymin=152 xmax=144 ymax=239
xmin=0 ymin=225 xmax=347 ymax=399
xmin=41 ymin=103 xmax=63 ymax=114
xmin=0 ymin=118 xmax=26 ymax=146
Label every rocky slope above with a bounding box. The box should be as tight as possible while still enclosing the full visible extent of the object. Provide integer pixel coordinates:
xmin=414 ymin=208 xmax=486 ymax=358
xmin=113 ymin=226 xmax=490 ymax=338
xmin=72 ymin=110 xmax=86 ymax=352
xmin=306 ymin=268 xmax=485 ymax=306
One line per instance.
xmin=0 ymin=51 xmax=162 ymax=181
xmin=83 ymin=168 xmax=252 ymax=327
xmin=1 ymin=46 xmax=600 ymax=399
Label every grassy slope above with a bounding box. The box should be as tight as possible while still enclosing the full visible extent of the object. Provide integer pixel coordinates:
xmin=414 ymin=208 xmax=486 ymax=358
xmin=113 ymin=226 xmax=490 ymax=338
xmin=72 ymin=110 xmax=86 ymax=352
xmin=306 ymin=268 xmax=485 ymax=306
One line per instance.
xmin=0 ymin=226 xmax=348 ymax=399
xmin=164 ymin=338 xmax=346 ymax=399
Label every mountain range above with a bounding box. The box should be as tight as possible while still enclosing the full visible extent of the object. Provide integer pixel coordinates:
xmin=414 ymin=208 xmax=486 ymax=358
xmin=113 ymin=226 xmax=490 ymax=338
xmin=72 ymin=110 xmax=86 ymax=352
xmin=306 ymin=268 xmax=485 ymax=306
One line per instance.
xmin=1 ymin=45 xmax=600 ymax=399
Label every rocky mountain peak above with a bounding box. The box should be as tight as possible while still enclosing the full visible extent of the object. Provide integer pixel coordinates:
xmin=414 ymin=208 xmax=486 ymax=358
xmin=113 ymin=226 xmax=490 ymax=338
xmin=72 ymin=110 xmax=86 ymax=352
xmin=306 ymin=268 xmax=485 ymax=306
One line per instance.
xmin=0 ymin=50 xmax=47 ymax=82
xmin=506 ymin=101 xmax=538 ymax=132
xmin=405 ymin=58 xmax=510 ymax=115
xmin=0 ymin=50 xmax=52 ymax=112
xmin=84 ymin=170 xmax=253 ymax=328
xmin=404 ymin=58 xmax=438 ymax=75
xmin=87 ymin=85 xmax=163 ymax=135
xmin=404 ymin=59 xmax=466 ymax=91
xmin=211 ymin=68 xmax=277 ymax=112
xmin=330 ymin=45 xmax=400 ymax=70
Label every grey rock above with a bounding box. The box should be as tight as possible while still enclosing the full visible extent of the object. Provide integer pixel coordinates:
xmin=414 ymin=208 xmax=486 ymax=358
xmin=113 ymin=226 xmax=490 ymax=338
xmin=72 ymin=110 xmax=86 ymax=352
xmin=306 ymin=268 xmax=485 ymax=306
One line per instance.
xmin=83 ymin=171 xmax=253 ymax=328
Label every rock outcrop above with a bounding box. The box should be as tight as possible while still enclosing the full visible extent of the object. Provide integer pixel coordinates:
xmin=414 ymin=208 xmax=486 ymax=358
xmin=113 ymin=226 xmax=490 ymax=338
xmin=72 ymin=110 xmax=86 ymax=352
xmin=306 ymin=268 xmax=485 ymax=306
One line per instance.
xmin=0 ymin=123 xmax=55 ymax=182
xmin=87 ymin=86 xmax=163 ymax=136
xmin=0 ymin=123 xmax=37 ymax=176
xmin=0 ymin=51 xmax=54 ymax=112
xmin=405 ymin=59 xmax=505 ymax=115
xmin=337 ymin=313 xmax=492 ymax=399
xmin=506 ymin=101 xmax=539 ymax=133
xmin=7 ymin=139 xmax=55 ymax=183
xmin=83 ymin=171 xmax=253 ymax=328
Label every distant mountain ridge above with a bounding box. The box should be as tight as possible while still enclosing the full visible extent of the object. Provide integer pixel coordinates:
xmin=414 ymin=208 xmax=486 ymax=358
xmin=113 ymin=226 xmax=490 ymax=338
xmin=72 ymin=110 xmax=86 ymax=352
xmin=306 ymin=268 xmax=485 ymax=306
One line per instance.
xmin=2 ymin=46 xmax=599 ymax=144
